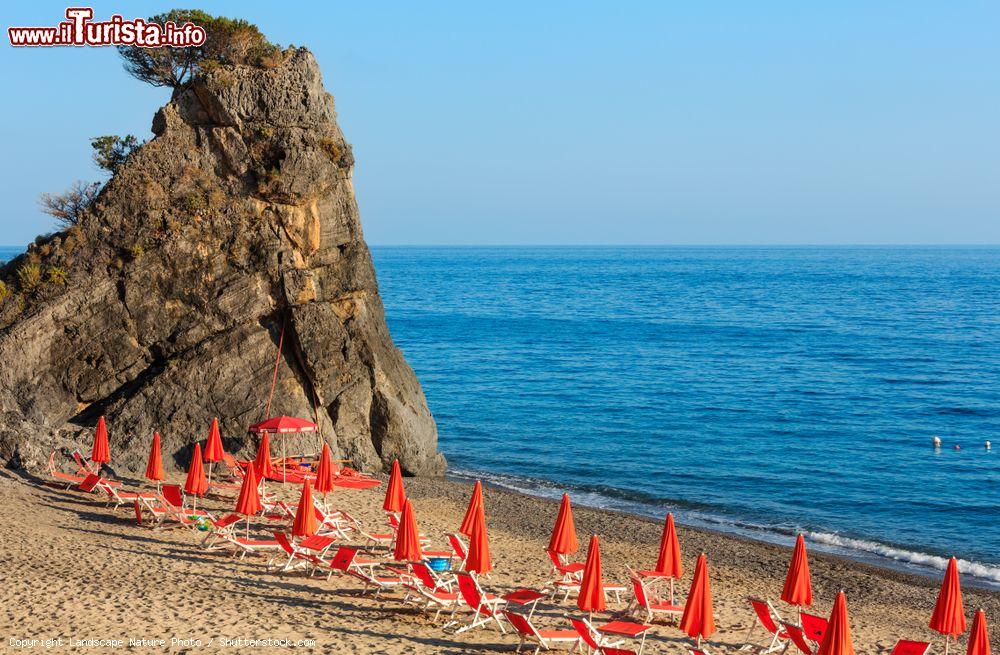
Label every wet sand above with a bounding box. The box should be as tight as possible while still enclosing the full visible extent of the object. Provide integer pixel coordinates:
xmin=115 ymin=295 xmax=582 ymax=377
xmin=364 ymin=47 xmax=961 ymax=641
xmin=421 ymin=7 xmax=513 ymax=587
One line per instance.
xmin=1 ymin=468 xmax=996 ymax=654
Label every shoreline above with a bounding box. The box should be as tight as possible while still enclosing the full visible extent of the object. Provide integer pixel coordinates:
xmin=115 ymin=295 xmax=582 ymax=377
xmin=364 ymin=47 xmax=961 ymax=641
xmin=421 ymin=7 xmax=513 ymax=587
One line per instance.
xmin=442 ymin=468 xmax=1000 ymax=591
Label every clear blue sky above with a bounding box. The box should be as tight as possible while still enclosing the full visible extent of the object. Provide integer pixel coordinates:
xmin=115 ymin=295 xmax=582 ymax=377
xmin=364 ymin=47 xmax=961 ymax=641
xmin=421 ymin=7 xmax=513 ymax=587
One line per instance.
xmin=2 ymin=1 xmax=998 ymax=246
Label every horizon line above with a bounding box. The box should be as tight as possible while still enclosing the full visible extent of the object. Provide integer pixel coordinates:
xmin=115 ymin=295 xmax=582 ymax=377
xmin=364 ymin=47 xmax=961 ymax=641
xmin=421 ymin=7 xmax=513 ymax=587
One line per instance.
xmin=3 ymin=243 xmax=1000 ymax=249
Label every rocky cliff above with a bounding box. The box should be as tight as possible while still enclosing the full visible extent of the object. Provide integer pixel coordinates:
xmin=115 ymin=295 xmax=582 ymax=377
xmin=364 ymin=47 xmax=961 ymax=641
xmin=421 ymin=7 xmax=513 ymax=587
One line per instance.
xmin=0 ymin=49 xmax=446 ymax=476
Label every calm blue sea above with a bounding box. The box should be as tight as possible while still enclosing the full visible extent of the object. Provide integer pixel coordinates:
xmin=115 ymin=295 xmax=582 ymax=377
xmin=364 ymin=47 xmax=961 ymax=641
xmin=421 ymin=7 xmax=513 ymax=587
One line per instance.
xmin=4 ymin=245 xmax=998 ymax=583
xmin=371 ymin=246 xmax=1000 ymax=585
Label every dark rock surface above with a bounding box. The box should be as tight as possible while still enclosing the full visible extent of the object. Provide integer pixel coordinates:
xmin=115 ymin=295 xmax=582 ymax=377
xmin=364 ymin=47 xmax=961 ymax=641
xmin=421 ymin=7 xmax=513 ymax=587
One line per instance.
xmin=0 ymin=49 xmax=446 ymax=476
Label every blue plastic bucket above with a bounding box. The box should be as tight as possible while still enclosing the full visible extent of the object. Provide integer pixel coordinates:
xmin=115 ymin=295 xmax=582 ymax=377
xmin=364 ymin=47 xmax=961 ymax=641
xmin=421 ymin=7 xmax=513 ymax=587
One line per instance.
xmin=427 ymin=557 xmax=451 ymax=572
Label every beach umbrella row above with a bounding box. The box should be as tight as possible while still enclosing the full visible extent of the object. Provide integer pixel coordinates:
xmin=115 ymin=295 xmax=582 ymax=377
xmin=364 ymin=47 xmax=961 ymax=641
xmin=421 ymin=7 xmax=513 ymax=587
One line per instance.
xmin=98 ymin=422 xmax=991 ymax=655
xmin=549 ymin=498 xmax=984 ymax=655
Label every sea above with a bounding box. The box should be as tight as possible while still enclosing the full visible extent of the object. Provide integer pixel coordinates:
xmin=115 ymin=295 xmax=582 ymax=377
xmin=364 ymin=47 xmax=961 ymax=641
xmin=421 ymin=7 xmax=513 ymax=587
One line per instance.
xmin=5 ymin=245 xmax=999 ymax=585
xmin=371 ymin=246 xmax=1000 ymax=587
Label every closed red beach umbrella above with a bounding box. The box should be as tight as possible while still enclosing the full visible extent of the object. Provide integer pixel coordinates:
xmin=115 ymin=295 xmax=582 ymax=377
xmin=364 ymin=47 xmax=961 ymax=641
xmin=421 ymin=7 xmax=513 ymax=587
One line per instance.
xmin=393 ymin=499 xmax=423 ymax=562
xmin=577 ymin=535 xmax=606 ymax=614
xmin=254 ymin=433 xmax=275 ymax=479
xmin=781 ymin=534 xmax=813 ymax=606
xmin=234 ymin=465 xmax=261 ymax=539
xmin=145 ymin=432 xmax=164 ymax=483
xmin=548 ymin=493 xmax=579 ymax=555
xmin=203 ymin=418 xmax=224 ymax=462
xmin=464 ymin=506 xmax=492 ymax=574
xmin=966 ymin=610 xmax=991 ymax=655
xmin=292 ymin=480 xmax=319 ymax=538
xmin=931 ymin=557 xmax=967 ymax=654
xmin=314 ymin=443 xmax=335 ymax=495
xmin=91 ymin=416 xmax=110 ymax=465
xmin=680 ymin=553 xmax=716 ymax=644
xmin=383 ymin=459 xmax=406 ymax=513
xmin=816 ymin=592 xmax=855 ymax=655
xmin=184 ymin=443 xmax=208 ymax=500
xmin=459 ymin=480 xmax=484 ymax=537
xmin=656 ymin=512 xmax=683 ymax=578
xmin=234 ymin=465 xmax=262 ymax=516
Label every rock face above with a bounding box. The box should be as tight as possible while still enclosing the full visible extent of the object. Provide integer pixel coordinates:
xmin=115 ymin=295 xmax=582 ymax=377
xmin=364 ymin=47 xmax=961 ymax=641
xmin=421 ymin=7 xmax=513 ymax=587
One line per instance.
xmin=0 ymin=49 xmax=446 ymax=476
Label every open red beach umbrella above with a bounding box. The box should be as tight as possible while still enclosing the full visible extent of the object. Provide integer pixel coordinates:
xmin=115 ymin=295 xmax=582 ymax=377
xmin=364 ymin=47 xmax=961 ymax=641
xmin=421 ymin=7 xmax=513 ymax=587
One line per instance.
xmin=145 ymin=432 xmax=164 ymax=484
xmin=931 ymin=557 xmax=967 ymax=653
xmin=459 ymin=480 xmax=484 ymax=537
xmin=577 ymin=535 xmax=606 ymax=614
xmin=314 ymin=443 xmax=335 ymax=496
xmin=816 ymin=592 xmax=855 ymax=655
xmin=781 ymin=534 xmax=813 ymax=607
xmin=292 ymin=480 xmax=319 ymax=538
xmin=967 ymin=610 xmax=991 ymax=655
xmin=383 ymin=459 xmax=406 ymax=513
xmin=249 ymin=416 xmax=318 ymax=482
xmin=464 ymin=506 xmax=492 ymax=574
xmin=548 ymin=493 xmax=579 ymax=556
xmin=184 ymin=443 xmax=208 ymax=509
xmin=393 ymin=499 xmax=423 ymax=562
xmin=254 ymin=433 xmax=275 ymax=479
xmin=91 ymin=416 xmax=110 ymax=465
xmin=680 ymin=553 xmax=716 ymax=644
xmin=234 ymin=465 xmax=261 ymax=538
xmin=249 ymin=415 xmax=319 ymax=434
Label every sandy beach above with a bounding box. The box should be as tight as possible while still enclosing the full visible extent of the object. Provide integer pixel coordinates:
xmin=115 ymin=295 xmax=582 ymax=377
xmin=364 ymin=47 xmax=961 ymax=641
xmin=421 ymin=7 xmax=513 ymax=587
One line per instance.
xmin=1 ymin=467 xmax=996 ymax=654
